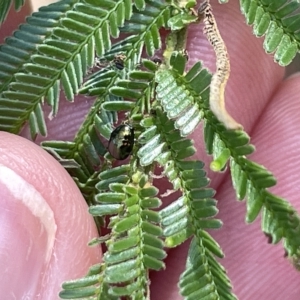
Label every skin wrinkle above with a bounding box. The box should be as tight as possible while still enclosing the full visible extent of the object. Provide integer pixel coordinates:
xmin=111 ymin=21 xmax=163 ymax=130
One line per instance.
xmin=227 ymin=46 xmax=283 ymax=131
xmin=248 ymin=75 xmax=300 ymax=205
xmin=231 ymin=57 xmax=284 ymax=136
xmin=44 ymin=173 xmax=61 ymax=199
xmin=224 ymin=13 xmax=284 ymax=131
xmin=0 ymin=151 xmax=33 ymax=179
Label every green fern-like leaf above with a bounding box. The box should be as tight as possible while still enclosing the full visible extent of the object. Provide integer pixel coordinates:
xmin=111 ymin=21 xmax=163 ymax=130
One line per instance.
xmin=0 ymin=0 xmax=75 ymax=93
xmin=121 ymin=0 xmax=169 ymax=56
xmin=179 ymin=238 xmax=237 ymax=300
xmin=240 ymin=0 xmax=300 ymax=66
xmin=157 ymin=50 xmax=300 ymax=262
xmin=0 ymin=0 xmax=76 ymax=136
xmin=184 ymin=59 xmax=300 ymax=259
xmin=205 ymin=109 xmax=300 ymax=258
xmin=0 ymin=1 xmax=12 ymax=24
xmin=139 ymin=106 xmax=234 ymax=297
xmin=90 ymin=170 xmax=166 ymax=298
xmin=155 ymin=54 xmax=203 ymax=137
xmin=0 ymin=0 xmax=25 ymax=24
xmin=60 ymin=263 xmax=120 ymax=300
xmin=43 ymin=59 xmax=159 ymax=210
xmin=0 ymin=0 xmax=132 ymax=138
xmin=151 ymin=109 xmax=234 ymax=298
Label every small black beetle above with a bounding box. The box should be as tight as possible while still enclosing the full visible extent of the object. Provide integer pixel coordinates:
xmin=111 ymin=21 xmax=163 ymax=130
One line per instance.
xmin=113 ymin=53 xmax=126 ymax=70
xmin=108 ymin=124 xmax=134 ymax=160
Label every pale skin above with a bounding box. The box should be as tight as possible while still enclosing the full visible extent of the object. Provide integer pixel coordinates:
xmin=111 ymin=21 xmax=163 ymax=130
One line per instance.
xmin=1 ymin=0 xmax=300 ymax=299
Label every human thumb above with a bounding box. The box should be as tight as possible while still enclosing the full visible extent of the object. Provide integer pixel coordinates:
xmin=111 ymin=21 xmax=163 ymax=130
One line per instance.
xmin=0 ymin=132 xmax=101 ymax=299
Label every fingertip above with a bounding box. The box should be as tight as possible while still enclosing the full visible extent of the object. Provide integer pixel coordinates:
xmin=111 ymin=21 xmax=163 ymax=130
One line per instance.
xmin=0 ymin=132 xmax=101 ymax=298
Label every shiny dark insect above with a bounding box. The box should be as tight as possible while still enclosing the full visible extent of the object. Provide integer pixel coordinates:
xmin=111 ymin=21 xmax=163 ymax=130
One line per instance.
xmin=108 ymin=124 xmax=134 ymax=160
xmin=113 ymin=53 xmax=126 ymax=70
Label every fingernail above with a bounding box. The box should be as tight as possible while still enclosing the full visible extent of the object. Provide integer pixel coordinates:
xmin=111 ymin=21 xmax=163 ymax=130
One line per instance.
xmin=0 ymin=165 xmax=57 ymax=297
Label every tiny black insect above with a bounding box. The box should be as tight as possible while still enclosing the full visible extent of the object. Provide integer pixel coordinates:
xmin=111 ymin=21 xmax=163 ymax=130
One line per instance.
xmin=152 ymin=57 xmax=162 ymax=65
xmin=113 ymin=53 xmax=126 ymax=70
xmin=108 ymin=124 xmax=134 ymax=160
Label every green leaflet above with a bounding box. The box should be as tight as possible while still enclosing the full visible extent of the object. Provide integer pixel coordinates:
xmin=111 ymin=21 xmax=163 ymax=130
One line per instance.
xmin=0 ymin=0 xmax=132 ymax=137
xmin=98 ymin=173 xmax=165 ymax=297
xmin=120 ymin=0 xmax=169 ymax=56
xmin=168 ymin=11 xmax=198 ymax=31
xmin=179 ymin=238 xmax=236 ymax=300
xmin=240 ymin=0 xmax=300 ymax=66
xmin=62 ymin=167 xmax=167 ymax=299
xmin=0 ymin=1 xmax=13 ymax=24
xmin=0 ymin=2 xmax=76 ymax=135
xmin=155 ymin=68 xmax=203 ymax=136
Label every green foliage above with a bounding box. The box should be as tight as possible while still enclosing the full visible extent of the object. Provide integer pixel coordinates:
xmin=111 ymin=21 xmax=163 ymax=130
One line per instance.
xmin=0 ymin=0 xmax=134 ymax=137
xmin=0 ymin=0 xmax=25 ymax=24
xmin=179 ymin=238 xmax=236 ymax=300
xmin=1 ymin=0 xmax=300 ymax=299
xmin=61 ymin=169 xmax=166 ymax=299
xmin=240 ymin=0 xmax=300 ymax=66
